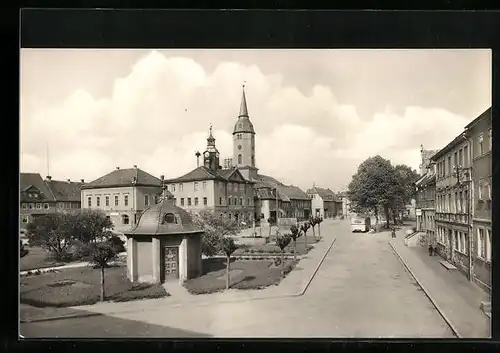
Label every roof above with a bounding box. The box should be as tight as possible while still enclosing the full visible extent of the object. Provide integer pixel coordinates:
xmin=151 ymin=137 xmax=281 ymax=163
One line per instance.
xmin=165 ymin=166 xmax=254 ymax=184
xmin=233 ymin=87 xmax=255 ymax=134
xmin=45 ymin=180 xmax=83 ymax=202
xmin=306 ymin=186 xmax=340 ymax=202
xmin=417 ymin=173 xmax=436 ymax=189
xmin=464 ymin=107 xmax=492 ymax=129
xmin=125 ymin=195 xmax=202 ymax=236
xmin=253 ymin=174 xmax=309 ymax=201
xmin=280 ymin=185 xmax=310 ymax=200
xmin=20 ymin=173 xmax=55 ymax=202
xmin=82 ymin=167 xmax=161 ymax=190
xmin=430 ymin=132 xmax=467 ymax=161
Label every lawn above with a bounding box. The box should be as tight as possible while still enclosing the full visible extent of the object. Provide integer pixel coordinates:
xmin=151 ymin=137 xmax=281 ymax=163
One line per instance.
xmin=20 ymin=265 xmax=169 ymax=307
xmin=184 ymin=258 xmax=298 ymax=294
xmin=20 ymin=246 xmax=75 ymax=271
xmin=234 ymin=234 xmax=316 ymax=256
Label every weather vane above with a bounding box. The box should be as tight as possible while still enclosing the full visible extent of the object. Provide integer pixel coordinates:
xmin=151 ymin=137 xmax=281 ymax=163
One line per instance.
xmin=243 ymin=80 xmax=246 ymax=88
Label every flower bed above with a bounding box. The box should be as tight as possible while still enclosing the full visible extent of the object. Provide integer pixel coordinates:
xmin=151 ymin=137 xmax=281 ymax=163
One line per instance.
xmin=20 ymin=265 xmax=169 ymax=307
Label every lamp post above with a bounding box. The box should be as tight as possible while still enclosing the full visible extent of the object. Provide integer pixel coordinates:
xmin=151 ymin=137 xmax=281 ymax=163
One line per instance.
xmin=275 ymin=187 xmax=279 ymax=235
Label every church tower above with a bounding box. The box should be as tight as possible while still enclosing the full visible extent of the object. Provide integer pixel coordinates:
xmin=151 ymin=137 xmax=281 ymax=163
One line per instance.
xmin=203 ymin=125 xmax=220 ymax=172
xmin=233 ymin=85 xmax=258 ymax=180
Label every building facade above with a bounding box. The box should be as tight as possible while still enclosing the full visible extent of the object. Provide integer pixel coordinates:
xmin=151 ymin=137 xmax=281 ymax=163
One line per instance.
xmin=81 ymin=166 xmax=163 ymax=232
xmin=164 ymin=128 xmax=255 ymax=223
xmin=431 ymin=132 xmax=473 ymax=278
xmin=465 ymin=107 xmax=492 ymax=292
xmin=415 ymin=165 xmax=436 ymax=245
xmin=20 ymin=173 xmax=83 ymax=229
xmin=306 ymin=186 xmax=341 ymax=218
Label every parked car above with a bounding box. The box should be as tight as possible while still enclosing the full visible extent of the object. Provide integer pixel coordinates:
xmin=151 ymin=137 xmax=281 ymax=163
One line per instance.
xmin=351 ymin=216 xmax=371 ymax=233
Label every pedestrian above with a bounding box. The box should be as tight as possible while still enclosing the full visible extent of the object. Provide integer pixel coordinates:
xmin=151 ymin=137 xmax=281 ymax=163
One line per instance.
xmin=428 ymin=244 xmax=433 ymax=256
xmin=391 ymin=227 xmax=396 ymax=238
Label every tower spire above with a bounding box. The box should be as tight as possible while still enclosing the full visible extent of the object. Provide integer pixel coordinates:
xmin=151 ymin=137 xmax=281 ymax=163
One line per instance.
xmin=239 ymin=83 xmax=249 ymax=117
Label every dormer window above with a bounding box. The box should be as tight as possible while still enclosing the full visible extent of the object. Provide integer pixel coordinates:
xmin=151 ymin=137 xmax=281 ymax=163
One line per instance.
xmin=163 ymin=213 xmax=177 ymax=224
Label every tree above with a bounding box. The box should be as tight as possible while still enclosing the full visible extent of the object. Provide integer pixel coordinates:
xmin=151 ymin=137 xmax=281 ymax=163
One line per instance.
xmin=71 ymin=209 xmax=114 ymax=244
xmin=86 ymin=242 xmax=119 ymax=302
xmin=275 ymin=233 xmax=292 ymax=276
xmin=300 ymin=222 xmax=310 ymax=250
xmin=221 ymin=237 xmax=238 ymax=289
xmin=347 ymin=155 xmax=400 ymax=228
xmin=315 ymin=217 xmax=323 ymax=240
xmin=289 ymin=225 xmax=301 ymax=261
xmin=26 ymin=212 xmax=76 ymax=260
xmin=191 ymin=210 xmax=240 ymax=256
xmin=20 ymin=240 xmax=29 ymax=258
xmin=309 ymin=216 xmax=318 ymax=242
xmin=391 ymin=164 xmax=420 ymax=223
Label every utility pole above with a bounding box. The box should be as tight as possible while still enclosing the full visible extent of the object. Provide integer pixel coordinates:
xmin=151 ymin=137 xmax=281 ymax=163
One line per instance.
xmin=276 ymin=187 xmax=279 ymax=234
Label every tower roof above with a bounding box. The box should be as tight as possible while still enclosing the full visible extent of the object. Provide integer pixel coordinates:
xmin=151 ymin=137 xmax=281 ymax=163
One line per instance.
xmin=233 ymin=85 xmax=255 ymax=134
xmin=207 ymin=124 xmax=216 ymax=145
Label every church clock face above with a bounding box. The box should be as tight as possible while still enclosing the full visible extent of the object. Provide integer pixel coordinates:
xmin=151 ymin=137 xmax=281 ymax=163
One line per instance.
xmin=204 ymin=151 xmax=210 ymax=158
xmin=238 ymin=145 xmax=242 ymax=150
xmin=216 ymin=152 xmax=220 ymax=158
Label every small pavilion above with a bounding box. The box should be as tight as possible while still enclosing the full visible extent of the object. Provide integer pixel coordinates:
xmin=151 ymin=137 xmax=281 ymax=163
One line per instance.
xmin=124 ymin=191 xmax=204 ymax=284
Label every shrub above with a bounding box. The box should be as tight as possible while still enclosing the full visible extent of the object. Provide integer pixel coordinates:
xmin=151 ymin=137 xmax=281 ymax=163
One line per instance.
xmin=107 ymin=235 xmax=126 ymax=253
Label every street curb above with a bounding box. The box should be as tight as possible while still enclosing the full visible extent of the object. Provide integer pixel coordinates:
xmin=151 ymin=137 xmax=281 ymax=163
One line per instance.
xmin=21 ymin=236 xmax=338 ymax=323
xmin=295 ymin=236 xmax=337 ymax=296
xmin=388 ymin=241 xmax=462 ymax=339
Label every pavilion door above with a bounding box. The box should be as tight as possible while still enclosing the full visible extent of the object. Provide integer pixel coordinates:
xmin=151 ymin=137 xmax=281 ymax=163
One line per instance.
xmin=163 ymin=246 xmax=179 ymax=282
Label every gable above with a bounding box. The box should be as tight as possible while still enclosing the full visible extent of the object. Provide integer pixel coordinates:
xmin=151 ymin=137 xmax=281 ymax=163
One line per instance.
xmin=227 ymin=169 xmax=246 ymax=182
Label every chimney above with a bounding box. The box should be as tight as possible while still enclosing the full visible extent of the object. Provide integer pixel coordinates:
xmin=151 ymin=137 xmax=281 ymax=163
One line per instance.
xmin=132 ymin=176 xmax=137 ymax=184
xmin=80 ymin=179 xmax=84 ymax=183
xmin=67 ymin=178 xmax=71 ymax=183
xmin=116 ymin=167 xmax=120 ymax=170
xmin=46 ymin=176 xmax=52 ymax=181
xmin=195 ymin=151 xmax=201 ymax=168
xmin=133 ymin=165 xmax=137 ymax=168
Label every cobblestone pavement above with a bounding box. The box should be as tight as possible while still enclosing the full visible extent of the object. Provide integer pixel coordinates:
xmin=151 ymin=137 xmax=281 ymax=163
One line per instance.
xmin=21 ymin=221 xmax=454 ymax=338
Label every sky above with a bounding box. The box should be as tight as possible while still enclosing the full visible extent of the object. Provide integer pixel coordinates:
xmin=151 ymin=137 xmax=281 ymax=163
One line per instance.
xmin=20 ymin=49 xmax=491 ymax=192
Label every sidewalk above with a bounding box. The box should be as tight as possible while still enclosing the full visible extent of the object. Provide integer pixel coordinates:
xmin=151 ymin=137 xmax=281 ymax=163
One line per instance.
xmin=69 ymin=223 xmax=338 ymax=316
xmin=390 ymin=230 xmax=490 ymax=338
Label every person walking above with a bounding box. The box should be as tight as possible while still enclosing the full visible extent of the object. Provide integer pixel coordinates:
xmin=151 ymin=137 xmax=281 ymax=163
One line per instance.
xmin=391 ymin=226 xmax=396 ymax=238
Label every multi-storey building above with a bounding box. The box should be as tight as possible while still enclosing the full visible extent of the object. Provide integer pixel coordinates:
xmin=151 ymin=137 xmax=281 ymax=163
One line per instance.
xmin=20 ymin=173 xmax=83 ymax=229
xmin=415 ymin=163 xmax=437 ymax=245
xmin=306 ymin=186 xmax=342 ymax=218
xmin=164 ymin=127 xmax=255 ymax=223
xmin=81 ymin=166 xmax=163 ymax=232
xmin=465 ymin=107 xmax=492 ymax=292
xmin=431 ymin=129 xmax=473 ymax=277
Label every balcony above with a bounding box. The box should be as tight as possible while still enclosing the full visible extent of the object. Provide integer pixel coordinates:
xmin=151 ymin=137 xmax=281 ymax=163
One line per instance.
xmin=435 ymin=212 xmax=470 ymax=224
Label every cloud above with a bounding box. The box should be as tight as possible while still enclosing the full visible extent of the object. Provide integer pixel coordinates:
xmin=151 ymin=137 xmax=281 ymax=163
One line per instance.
xmin=20 ymin=50 xmax=481 ymax=191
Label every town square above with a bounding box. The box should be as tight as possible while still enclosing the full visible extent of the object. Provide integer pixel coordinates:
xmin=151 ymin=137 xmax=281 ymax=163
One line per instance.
xmin=19 ymin=49 xmax=491 ymax=338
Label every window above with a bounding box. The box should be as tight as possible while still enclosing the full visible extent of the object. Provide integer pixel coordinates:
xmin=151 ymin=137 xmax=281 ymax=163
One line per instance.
xmin=202 ymin=181 xmax=206 ymax=190
xmin=447 ymin=156 xmax=451 ymax=175
xmin=479 ymin=134 xmax=484 ymax=156
xmin=458 ymin=149 xmax=463 ymax=167
xmin=194 ymin=182 xmax=199 ymax=191
xmin=454 ymin=192 xmax=458 ymax=213
xmin=219 ymin=197 xmax=223 ymax=205
xmin=114 ymin=195 xmax=119 ymax=206
xmin=478 ymin=180 xmax=483 ymax=200
xmin=165 ymin=185 xmax=168 ymax=191
xmin=247 ymin=197 xmax=250 ymax=206
xmin=145 ymin=195 xmax=149 ymax=206
xmin=488 ymin=128 xmax=492 ymax=150
xmin=228 ymin=197 xmax=231 ymax=205
xmin=454 ymin=152 xmax=458 ymax=169
xmin=179 ymin=183 xmax=183 ymax=191
xmin=163 ymin=213 xmax=177 ymax=224
xmin=21 ymin=203 xmax=27 ymax=209
xmin=171 ymin=184 xmax=176 ymax=192
xmin=124 ymin=195 xmax=129 ymax=206
xmin=486 ymin=229 xmax=491 ymax=261
xmin=96 ymin=197 xmax=100 ymax=207
xmin=65 ymin=203 xmax=70 ymax=209
xmin=122 ymin=214 xmax=129 ymax=225
xmin=180 ymin=198 xmax=185 ymax=206
xmin=29 ymin=203 xmax=34 ymax=209
xmin=43 ymin=203 xmax=49 ymax=209
xmin=88 ymin=197 xmax=92 ymax=207
xmin=464 ymin=146 xmax=468 ymax=167
xmin=57 ymin=202 xmax=64 ymax=209
xmin=458 ymin=191 xmax=463 ymax=213
xmin=194 ymin=197 xmax=199 ymax=206
xmin=187 ymin=198 xmax=192 ymax=206
xmin=22 ymin=216 xmax=28 ymax=223
xmin=237 ymin=133 xmax=242 ymax=139
xmin=251 ymin=155 xmax=255 ymax=165
xmin=173 ymin=198 xmax=177 ymax=205
xmin=238 ymin=154 xmax=242 ymax=164
xmin=203 ymin=197 xmax=207 ymax=205
xmin=240 ymin=197 xmax=243 ymax=205
xmin=478 ymin=228 xmax=485 ymax=258
xmin=454 ymin=231 xmax=458 ymax=250
xmin=154 ymin=195 xmax=159 ymax=204
xmin=464 ymin=190 xmax=468 ymax=212
xmin=105 ymin=196 xmax=109 ymax=206
xmin=487 ymin=183 xmax=491 ymax=200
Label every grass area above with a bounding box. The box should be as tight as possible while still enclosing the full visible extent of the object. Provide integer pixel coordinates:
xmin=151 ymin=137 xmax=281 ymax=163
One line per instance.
xmin=234 ymin=235 xmax=316 ymax=256
xmin=20 ymin=246 xmax=76 ymax=271
xmin=184 ymin=258 xmax=298 ymax=294
xmin=20 ymin=265 xmax=169 ymax=308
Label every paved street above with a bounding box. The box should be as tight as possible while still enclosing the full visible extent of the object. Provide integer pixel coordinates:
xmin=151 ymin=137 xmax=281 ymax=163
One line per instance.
xmin=21 ymin=220 xmax=454 ymax=338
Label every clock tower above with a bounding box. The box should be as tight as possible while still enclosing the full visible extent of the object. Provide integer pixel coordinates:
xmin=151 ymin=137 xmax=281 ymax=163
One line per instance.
xmin=233 ymin=85 xmax=258 ymax=180
xmin=203 ymin=125 xmax=220 ymax=172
